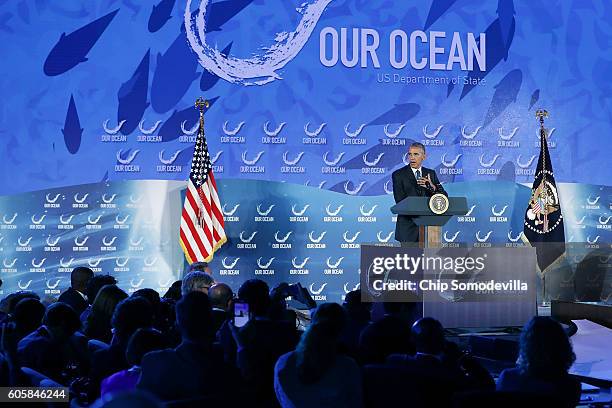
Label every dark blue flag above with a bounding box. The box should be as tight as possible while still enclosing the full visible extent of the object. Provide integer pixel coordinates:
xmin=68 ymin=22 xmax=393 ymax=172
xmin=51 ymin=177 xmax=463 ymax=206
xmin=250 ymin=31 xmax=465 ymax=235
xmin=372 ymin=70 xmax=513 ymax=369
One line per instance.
xmin=523 ymin=112 xmax=565 ymax=272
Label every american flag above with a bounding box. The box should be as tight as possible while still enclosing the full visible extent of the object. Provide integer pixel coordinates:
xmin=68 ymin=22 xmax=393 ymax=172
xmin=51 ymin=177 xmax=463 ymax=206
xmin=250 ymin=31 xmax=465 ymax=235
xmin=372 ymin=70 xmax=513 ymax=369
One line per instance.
xmin=180 ymin=102 xmax=226 ymax=263
xmin=532 ymin=198 xmax=541 ymax=214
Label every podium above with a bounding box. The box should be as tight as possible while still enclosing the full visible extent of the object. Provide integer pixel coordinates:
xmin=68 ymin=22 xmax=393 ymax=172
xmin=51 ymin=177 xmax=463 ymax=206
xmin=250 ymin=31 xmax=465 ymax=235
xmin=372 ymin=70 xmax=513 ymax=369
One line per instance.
xmin=391 ymin=196 xmax=468 ymax=247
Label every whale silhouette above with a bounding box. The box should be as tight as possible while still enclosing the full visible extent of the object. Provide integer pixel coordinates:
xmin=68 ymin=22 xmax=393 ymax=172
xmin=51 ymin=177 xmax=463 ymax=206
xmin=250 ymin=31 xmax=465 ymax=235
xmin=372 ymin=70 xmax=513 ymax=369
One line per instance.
xmin=148 ymin=0 xmax=175 ymax=33
xmin=63 ymin=94 xmax=83 ymax=154
xmin=44 ymin=9 xmax=119 ymax=76
xmin=118 ymin=50 xmax=150 ymax=135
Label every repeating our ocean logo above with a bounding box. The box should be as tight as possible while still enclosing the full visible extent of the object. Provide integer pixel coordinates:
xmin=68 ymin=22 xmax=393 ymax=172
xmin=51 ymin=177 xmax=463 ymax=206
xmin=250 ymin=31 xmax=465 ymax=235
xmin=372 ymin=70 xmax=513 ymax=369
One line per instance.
xmin=273 ymin=230 xmax=293 ymax=249
xmin=255 ymin=204 xmax=275 ymax=222
xmin=421 ymin=125 xmax=444 ymax=147
xmin=30 ymin=213 xmax=46 ymax=230
xmin=309 ymin=283 xmax=327 ymax=301
xmin=255 ymin=257 xmax=275 ymax=275
xmin=281 ymin=151 xmax=306 ymax=174
xmin=359 ymin=204 xmax=378 ymax=222
xmin=290 ymin=204 xmax=310 ymax=222
xmin=324 ymin=204 xmax=343 ymax=222
xmin=440 ymin=153 xmax=463 ymax=175
xmin=45 ymin=193 xmax=62 ymax=208
xmin=324 ymin=256 xmax=344 ymax=275
xmin=290 ymin=257 xmax=310 ymax=275
xmin=220 ymin=257 xmax=240 ymax=275
xmin=222 ymin=203 xmax=240 ymax=222
xmin=237 ymin=231 xmax=257 ymax=249
xmin=240 ymin=151 xmax=265 ymax=173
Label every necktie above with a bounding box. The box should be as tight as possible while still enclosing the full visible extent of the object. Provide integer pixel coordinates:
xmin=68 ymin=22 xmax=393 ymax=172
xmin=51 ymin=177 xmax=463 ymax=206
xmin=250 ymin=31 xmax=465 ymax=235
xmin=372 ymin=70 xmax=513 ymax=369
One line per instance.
xmin=415 ymin=169 xmax=423 ymax=196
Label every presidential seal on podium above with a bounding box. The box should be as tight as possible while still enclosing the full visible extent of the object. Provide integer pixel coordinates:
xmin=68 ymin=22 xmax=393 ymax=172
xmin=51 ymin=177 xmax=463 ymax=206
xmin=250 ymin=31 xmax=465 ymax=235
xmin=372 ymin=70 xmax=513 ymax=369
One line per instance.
xmin=429 ymin=193 xmax=449 ymax=215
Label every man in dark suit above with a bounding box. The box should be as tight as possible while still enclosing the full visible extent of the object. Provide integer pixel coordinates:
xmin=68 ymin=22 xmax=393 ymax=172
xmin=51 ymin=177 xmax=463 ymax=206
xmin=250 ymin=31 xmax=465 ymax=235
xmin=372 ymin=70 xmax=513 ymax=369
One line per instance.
xmin=391 ymin=142 xmax=447 ymax=243
xmin=208 ymin=283 xmax=233 ymax=335
xmin=58 ymin=267 xmax=93 ymax=316
xmin=17 ymin=302 xmax=88 ymax=385
xmin=138 ymin=291 xmax=230 ymax=402
xmin=90 ymin=296 xmax=153 ymax=397
xmin=387 ymin=317 xmax=494 ymax=390
xmin=358 ymin=302 xmax=416 ymax=365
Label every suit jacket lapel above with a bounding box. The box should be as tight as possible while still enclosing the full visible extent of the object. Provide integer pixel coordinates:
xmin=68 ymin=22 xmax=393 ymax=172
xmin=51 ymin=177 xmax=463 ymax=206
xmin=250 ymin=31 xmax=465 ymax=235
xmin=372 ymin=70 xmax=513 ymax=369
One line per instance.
xmin=407 ymin=166 xmax=425 ymax=196
xmin=405 ymin=166 xmax=417 ymax=188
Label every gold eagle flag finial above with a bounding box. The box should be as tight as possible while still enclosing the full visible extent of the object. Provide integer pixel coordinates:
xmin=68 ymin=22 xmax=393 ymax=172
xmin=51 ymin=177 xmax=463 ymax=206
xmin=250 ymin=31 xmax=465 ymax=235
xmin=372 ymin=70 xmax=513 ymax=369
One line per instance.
xmin=195 ymin=97 xmax=210 ymax=130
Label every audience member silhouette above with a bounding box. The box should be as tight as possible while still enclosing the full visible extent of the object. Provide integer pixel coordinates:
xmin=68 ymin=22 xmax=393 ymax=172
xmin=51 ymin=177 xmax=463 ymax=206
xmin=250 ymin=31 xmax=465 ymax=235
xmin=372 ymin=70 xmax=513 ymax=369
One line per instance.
xmin=358 ymin=302 xmax=417 ymax=364
xmin=208 ymin=283 xmax=233 ymax=335
xmin=17 ymin=302 xmax=87 ymax=384
xmin=162 ymin=281 xmax=182 ymax=301
xmin=100 ymin=328 xmax=167 ymax=396
xmin=340 ymin=290 xmax=371 ymax=358
xmin=0 ymin=281 xmax=592 ymax=408
xmin=58 ymin=267 xmax=94 ymax=316
xmin=497 ymin=316 xmax=580 ymax=406
xmin=84 ymin=285 xmax=128 ymax=344
xmin=384 ymin=317 xmax=494 ymax=403
xmin=228 ymin=279 xmax=300 ymax=406
xmin=13 ymin=298 xmax=46 ymax=343
xmin=81 ymin=275 xmax=118 ymax=324
xmin=181 ymin=271 xmax=214 ymax=296
xmin=137 ymin=291 xmax=228 ymax=401
xmin=0 ymin=291 xmax=39 ymax=323
xmin=275 ymin=303 xmax=363 ymax=408
xmin=132 ymin=289 xmax=162 ymax=330
xmin=90 ymin=296 xmax=154 ymax=394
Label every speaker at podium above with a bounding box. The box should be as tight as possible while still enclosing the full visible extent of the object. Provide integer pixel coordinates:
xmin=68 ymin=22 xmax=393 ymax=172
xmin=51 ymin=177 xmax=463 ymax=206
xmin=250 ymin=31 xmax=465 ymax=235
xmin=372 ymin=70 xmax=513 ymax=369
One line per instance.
xmin=391 ymin=195 xmax=468 ymax=247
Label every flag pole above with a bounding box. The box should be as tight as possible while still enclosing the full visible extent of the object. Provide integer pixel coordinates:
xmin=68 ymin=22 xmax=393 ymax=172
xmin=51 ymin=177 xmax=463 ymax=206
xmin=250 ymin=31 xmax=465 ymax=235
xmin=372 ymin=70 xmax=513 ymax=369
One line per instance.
xmin=195 ymin=96 xmax=209 ymax=128
xmin=535 ymin=109 xmax=549 ymax=306
xmin=194 ymin=97 xmax=210 ymax=231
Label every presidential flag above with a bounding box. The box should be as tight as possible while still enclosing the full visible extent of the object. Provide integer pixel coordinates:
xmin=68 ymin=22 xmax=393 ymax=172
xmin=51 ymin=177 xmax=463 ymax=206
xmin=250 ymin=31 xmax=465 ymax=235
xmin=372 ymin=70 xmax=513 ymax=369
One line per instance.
xmin=523 ymin=112 xmax=565 ymax=272
xmin=180 ymin=103 xmax=226 ymax=263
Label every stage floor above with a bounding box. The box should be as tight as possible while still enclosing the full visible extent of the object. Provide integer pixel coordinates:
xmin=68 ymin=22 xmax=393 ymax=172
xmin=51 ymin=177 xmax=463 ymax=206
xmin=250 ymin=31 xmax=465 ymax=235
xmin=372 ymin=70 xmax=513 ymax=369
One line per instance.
xmin=570 ymin=319 xmax=612 ymax=382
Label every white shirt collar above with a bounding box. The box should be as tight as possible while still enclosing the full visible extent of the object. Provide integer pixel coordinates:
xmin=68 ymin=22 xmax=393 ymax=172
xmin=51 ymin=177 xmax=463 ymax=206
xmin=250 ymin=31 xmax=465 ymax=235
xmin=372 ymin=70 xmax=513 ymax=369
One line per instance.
xmin=411 ymin=166 xmax=423 ymax=175
xmin=76 ymin=289 xmax=87 ymax=301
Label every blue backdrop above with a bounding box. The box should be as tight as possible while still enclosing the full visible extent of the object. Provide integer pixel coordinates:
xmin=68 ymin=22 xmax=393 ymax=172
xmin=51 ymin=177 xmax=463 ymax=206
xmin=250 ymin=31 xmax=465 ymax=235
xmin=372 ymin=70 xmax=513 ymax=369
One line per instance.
xmin=0 ymin=0 xmax=610 ymax=302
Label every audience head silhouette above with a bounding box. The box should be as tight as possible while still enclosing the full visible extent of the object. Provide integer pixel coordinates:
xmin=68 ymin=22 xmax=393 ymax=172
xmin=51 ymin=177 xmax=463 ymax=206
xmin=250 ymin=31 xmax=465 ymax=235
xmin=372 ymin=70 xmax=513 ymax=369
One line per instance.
xmin=86 ymin=275 xmax=118 ymax=305
xmin=1 ymin=291 xmax=39 ymax=315
xmin=208 ymin=283 xmax=233 ymax=311
xmin=181 ymin=272 xmax=214 ymax=296
xmin=44 ymin=302 xmax=81 ymax=340
xmin=343 ymin=289 xmax=371 ymax=321
xmin=71 ymin=266 xmax=94 ymax=292
xmin=85 ymin=285 xmax=128 ymax=342
xmin=412 ymin=317 xmax=445 ymax=355
xmin=238 ymin=279 xmax=270 ymax=318
xmin=126 ymin=328 xmax=167 ymax=367
xmin=162 ymin=280 xmax=182 ymax=301
xmin=176 ymin=291 xmax=212 ymax=342
xmin=518 ymin=316 xmax=576 ymax=378
xmin=14 ymin=297 xmax=45 ymax=338
xmin=112 ymin=296 xmax=154 ymax=344
xmin=296 ymin=303 xmax=346 ymax=384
